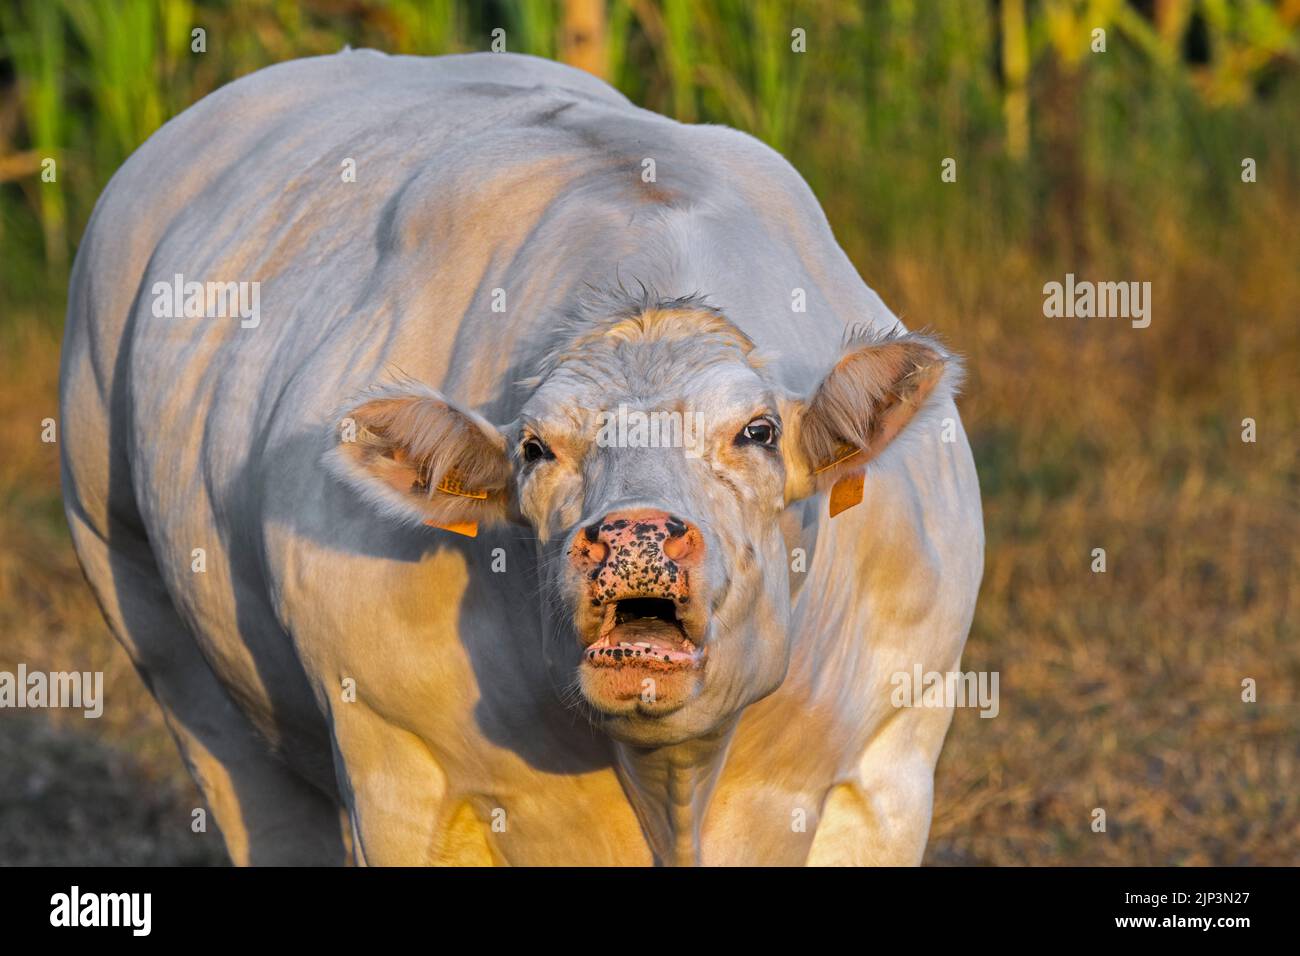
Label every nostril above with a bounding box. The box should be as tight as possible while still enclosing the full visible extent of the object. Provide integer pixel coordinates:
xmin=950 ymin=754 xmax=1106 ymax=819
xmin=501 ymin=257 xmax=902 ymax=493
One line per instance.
xmin=571 ymin=534 xmax=609 ymax=568
xmin=662 ymin=529 xmax=696 ymax=562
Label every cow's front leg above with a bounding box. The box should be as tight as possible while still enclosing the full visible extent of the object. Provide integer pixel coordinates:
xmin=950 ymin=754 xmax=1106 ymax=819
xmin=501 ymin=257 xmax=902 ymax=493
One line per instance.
xmin=806 ymin=776 xmax=933 ymax=865
xmin=805 ymin=708 xmax=954 ymax=866
xmin=329 ymin=710 xmax=496 ymax=866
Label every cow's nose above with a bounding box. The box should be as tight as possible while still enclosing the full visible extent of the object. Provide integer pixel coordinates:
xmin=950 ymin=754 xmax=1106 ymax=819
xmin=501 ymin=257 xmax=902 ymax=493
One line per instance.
xmin=568 ymin=508 xmax=704 ymax=594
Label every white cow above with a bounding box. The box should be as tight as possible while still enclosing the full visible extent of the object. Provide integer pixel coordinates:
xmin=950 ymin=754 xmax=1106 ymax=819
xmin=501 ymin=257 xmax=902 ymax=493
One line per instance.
xmin=59 ymin=50 xmax=983 ymax=865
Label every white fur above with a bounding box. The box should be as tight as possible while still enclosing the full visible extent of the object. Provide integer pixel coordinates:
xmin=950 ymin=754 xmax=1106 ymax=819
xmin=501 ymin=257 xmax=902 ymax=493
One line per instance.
xmin=59 ymin=50 xmax=983 ymax=866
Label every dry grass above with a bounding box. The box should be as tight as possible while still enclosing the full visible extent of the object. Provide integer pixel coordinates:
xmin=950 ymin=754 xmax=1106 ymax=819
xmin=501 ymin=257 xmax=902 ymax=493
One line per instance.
xmin=0 ymin=180 xmax=1295 ymax=865
xmin=0 ymin=319 xmax=225 ymax=865
xmin=907 ymin=184 xmax=1300 ymax=865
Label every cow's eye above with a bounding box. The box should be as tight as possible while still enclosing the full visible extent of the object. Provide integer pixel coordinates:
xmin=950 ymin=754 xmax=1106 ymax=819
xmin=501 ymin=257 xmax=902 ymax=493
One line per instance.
xmin=522 ymin=436 xmax=552 ymax=463
xmin=739 ymin=417 xmax=779 ymax=447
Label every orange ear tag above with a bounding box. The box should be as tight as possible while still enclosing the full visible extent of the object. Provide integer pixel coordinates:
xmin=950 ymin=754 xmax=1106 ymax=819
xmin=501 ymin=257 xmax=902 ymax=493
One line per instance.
xmin=828 ymin=473 xmax=865 ymax=517
xmin=424 ymin=518 xmax=479 ymax=538
xmin=422 ymin=469 xmax=486 ymax=538
xmin=814 ymin=445 xmax=866 ymax=518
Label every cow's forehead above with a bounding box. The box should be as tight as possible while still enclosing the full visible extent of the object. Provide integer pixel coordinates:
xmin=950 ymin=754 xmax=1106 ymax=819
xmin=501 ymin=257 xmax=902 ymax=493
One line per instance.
xmin=522 ymin=306 xmax=775 ymax=424
xmin=532 ymin=360 xmax=771 ymax=425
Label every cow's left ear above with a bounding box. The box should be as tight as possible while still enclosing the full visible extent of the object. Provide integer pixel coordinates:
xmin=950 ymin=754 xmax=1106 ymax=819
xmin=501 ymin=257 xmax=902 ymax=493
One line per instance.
xmin=326 ymin=381 xmax=513 ymax=537
xmin=784 ymin=329 xmax=960 ymax=513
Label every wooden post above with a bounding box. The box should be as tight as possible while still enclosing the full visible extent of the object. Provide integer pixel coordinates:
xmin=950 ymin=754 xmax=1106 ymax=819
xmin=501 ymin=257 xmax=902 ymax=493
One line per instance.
xmin=561 ymin=0 xmax=607 ymax=80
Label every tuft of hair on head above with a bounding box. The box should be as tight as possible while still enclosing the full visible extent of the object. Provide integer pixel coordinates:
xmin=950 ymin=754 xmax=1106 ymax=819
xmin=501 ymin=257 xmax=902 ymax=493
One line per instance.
xmin=517 ymin=281 xmax=760 ymax=390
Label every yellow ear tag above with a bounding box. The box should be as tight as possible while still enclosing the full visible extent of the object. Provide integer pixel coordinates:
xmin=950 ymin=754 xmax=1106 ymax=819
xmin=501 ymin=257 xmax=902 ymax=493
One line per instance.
xmin=422 ymin=469 xmax=486 ymax=537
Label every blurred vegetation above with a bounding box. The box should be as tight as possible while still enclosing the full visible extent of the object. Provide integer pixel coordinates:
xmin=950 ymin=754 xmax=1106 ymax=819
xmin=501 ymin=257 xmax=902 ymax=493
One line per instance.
xmin=2 ymin=0 xmax=1297 ymax=296
xmin=0 ymin=0 xmax=1298 ymax=865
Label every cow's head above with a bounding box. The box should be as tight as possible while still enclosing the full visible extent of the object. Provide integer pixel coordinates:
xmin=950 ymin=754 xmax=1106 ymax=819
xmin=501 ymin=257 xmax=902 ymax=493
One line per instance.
xmin=329 ymin=294 xmax=958 ymax=746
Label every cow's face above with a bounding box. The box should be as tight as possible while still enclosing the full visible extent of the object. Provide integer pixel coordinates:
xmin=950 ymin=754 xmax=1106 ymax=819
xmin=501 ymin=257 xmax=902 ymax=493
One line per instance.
xmin=330 ymin=299 xmax=957 ymax=747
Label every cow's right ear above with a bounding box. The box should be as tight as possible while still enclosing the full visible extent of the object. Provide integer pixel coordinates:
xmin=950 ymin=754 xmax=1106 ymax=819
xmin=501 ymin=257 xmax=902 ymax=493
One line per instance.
xmin=326 ymin=382 xmax=512 ymax=537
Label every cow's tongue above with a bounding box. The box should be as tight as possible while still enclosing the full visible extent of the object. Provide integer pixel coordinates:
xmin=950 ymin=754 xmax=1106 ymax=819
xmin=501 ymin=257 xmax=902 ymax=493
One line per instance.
xmin=608 ymin=617 xmax=686 ymax=649
xmin=587 ymin=602 xmax=695 ymax=665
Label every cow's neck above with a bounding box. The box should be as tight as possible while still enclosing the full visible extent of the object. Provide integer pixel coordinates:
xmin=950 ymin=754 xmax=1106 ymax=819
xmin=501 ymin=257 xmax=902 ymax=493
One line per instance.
xmin=612 ymin=718 xmax=737 ymax=866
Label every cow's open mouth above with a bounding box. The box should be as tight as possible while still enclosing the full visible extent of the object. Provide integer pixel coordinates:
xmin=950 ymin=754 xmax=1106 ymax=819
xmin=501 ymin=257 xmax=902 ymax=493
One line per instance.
xmin=584 ymin=597 xmax=704 ymax=669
